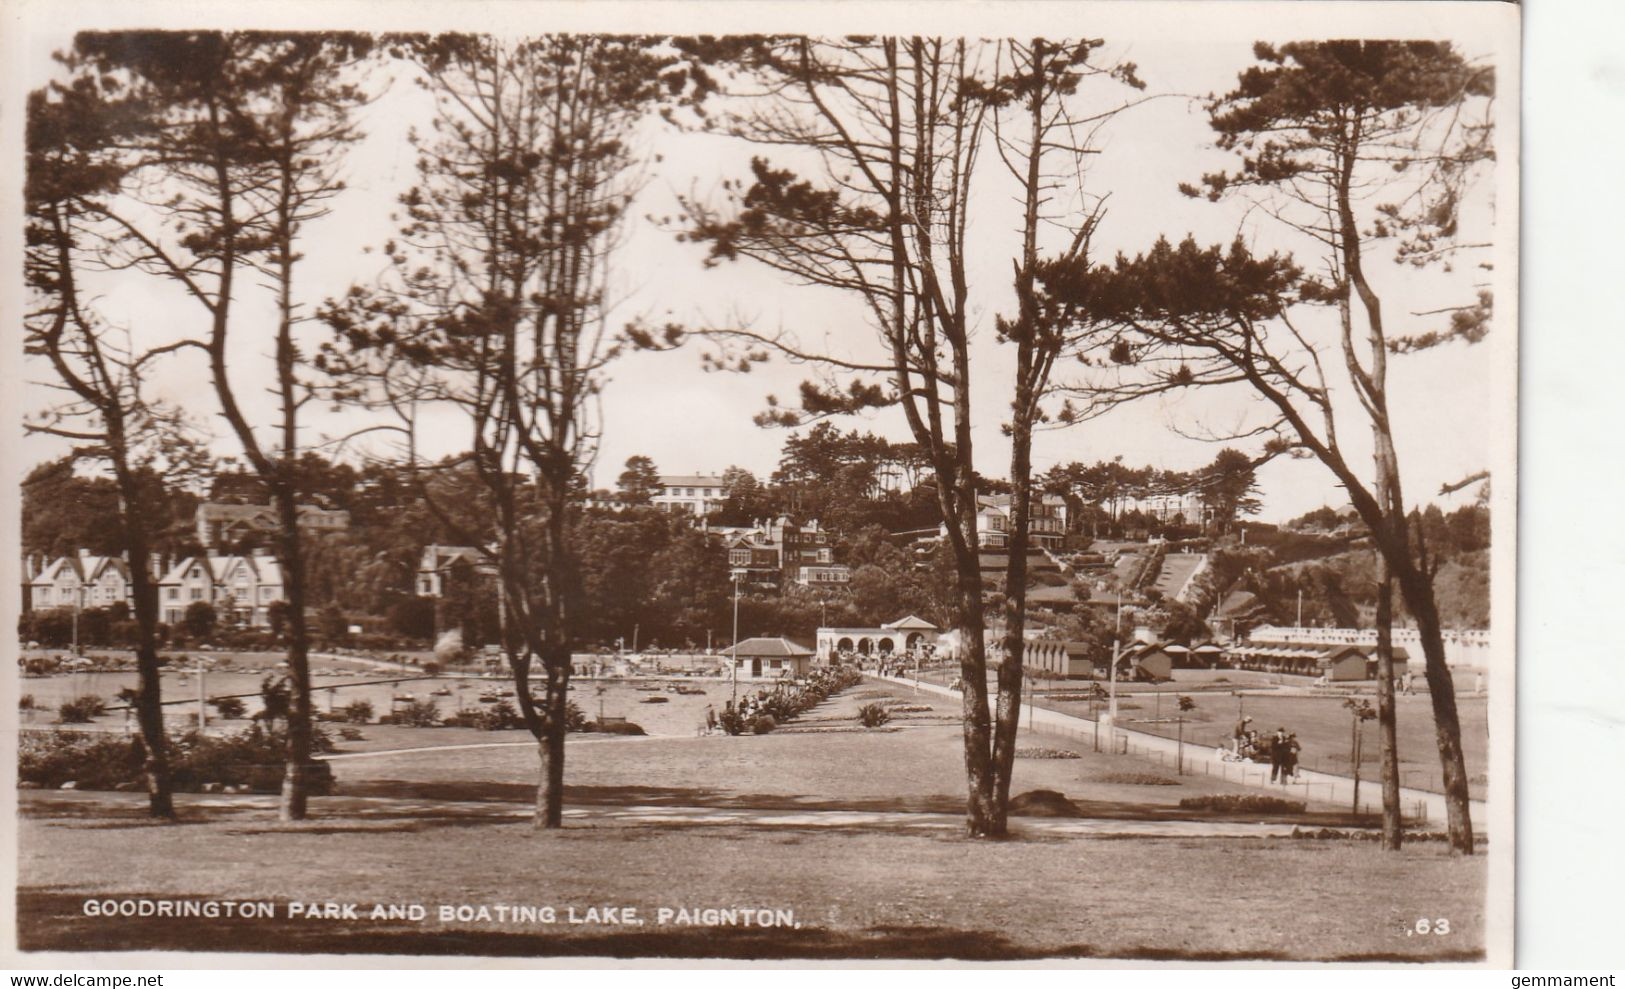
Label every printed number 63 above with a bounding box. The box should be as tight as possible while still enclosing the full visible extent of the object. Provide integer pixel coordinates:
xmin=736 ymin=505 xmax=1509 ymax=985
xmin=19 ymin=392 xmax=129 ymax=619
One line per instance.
xmin=1414 ymin=918 xmax=1451 ymax=935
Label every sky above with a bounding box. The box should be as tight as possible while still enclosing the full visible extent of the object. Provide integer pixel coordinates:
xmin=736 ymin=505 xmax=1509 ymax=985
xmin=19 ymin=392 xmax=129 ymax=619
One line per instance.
xmin=16 ymin=5 xmax=1518 ymax=524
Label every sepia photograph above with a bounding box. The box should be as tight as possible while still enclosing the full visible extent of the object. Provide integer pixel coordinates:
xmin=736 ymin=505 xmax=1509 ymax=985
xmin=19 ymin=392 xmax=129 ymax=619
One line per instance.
xmin=3 ymin=0 xmax=1518 ymax=967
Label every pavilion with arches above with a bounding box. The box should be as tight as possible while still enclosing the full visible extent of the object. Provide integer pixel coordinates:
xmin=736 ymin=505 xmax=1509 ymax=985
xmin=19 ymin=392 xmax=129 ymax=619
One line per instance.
xmin=815 ymin=615 xmax=940 ymax=665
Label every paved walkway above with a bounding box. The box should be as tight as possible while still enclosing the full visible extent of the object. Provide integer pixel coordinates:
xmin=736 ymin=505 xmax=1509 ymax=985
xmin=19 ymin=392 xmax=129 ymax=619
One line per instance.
xmin=875 ymin=674 xmax=1486 ymax=827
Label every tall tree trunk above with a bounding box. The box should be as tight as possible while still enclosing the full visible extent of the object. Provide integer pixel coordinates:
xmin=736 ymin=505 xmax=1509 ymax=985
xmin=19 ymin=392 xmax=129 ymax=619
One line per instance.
xmin=275 ymin=488 xmax=313 ymax=821
xmin=1394 ymin=560 xmax=1474 ymax=853
xmin=535 ymin=660 xmax=568 ymax=829
xmin=1336 ymin=151 xmax=1473 ymax=854
xmin=1375 ymin=571 xmax=1402 ymax=850
xmin=955 ymin=564 xmax=998 ymax=836
xmin=994 ymin=404 xmax=1035 ymax=834
xmin=114 ymin=453 xmax=174 ymax=819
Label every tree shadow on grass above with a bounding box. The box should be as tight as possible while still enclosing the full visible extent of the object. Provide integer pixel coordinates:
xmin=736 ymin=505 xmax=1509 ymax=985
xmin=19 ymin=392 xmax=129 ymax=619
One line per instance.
xmin=14 ymin=892 xmax=1483 ymax=962
xmin=350 ymin=780 xmax=1080 ymax=818
xmin=338 ymin=780 xmax=968 ymax=815
xmin=21 ymin=783 xmax=1386 ymax=831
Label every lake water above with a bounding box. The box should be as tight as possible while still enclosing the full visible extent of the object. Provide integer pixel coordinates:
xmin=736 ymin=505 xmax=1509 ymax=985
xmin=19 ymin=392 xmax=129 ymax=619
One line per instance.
xmin=19 ymin=669 xmax=773 ymax=737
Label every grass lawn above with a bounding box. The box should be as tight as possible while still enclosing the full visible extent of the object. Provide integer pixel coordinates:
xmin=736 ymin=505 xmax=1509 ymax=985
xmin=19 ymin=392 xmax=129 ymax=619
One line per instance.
xmin=325 ymin=681 xmax=1348 ymax=821
xmin=15 ymin=679 xmax=1488 ymax=961
xmin=16 ymin=807 xmax=1485 ymax=961
xmin=1050 ymin=691 xmax=1491 ymax=800
xmin=919 ymin=668 xmax=1491 ymax=800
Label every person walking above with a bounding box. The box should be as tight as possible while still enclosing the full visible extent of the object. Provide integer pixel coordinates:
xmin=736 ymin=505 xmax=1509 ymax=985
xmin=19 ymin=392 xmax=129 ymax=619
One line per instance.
xmin=1269 ymin=727 xmax=1288 ymax=782
xmin=1282 ymin=732 xmax=1302 ymax=783
xmin=704 ymin=704 xmax=717 ymax=735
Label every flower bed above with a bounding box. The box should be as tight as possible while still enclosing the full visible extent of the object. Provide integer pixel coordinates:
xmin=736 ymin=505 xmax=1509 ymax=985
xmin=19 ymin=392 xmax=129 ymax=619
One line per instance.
xmin=721 ymin=666 xmax=865 ymax=736
xmin=1092 ymin=771 xmax=1179 ymax=785
xmin=1178 ymin=794 xmax=1305 ymax=813
xmin=1015 ymin=747 xmax=1081 ymax=760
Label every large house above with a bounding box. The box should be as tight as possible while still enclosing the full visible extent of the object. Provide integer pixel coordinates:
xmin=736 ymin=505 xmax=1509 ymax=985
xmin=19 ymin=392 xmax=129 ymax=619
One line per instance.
xmin=583 ymin=473 xmax=734 ymax=516
xmin=157 ymin=551 xmax=286 ymax=627
xmin=962 ymin=493 xmax=1069 ymax=550
xmin=724 ymin=516 xmax=849 ymax=589
xmin=196 ymin=502 xmax=350 ymax=550
xmin=1120 ymin=490 xmax=1206 ymax=526
xmin=651 ymin=474 xmax=731 ymax=516
xmin=24 ymin=551 xmax=139 ymax=613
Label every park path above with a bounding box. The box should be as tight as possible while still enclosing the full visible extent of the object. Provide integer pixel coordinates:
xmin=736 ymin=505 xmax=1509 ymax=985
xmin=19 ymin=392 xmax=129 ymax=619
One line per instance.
xmin=874 ymin=674 xmax=1487 ymax=828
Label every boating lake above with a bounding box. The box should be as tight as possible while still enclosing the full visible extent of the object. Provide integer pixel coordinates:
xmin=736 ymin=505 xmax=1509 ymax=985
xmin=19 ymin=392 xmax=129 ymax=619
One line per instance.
xmin=18 ymin=668 xmax=771 ymax=737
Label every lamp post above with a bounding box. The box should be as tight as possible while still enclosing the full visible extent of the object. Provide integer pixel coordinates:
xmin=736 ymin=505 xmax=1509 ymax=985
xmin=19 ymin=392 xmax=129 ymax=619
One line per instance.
xmin=1106 ymin=590 xmax=1122 ymax=751
xmin=730 ymin=569 xmax=744 ymax=705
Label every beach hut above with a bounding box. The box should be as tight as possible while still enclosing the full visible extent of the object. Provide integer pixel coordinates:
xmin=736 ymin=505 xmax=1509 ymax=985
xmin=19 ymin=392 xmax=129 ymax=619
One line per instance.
xmin=1119 ymin=642 xmax=1175 ymax=682
xmin=1320 ymin=644 xmax=1410 ymax=682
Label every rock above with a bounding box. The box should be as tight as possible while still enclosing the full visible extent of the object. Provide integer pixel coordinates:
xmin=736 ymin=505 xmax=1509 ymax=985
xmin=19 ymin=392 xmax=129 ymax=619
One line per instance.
xmin=58 ymin=781 xmax=79 ymax=790
xmin=1008 ymin=788 xmax=1081 ymax=818
xmin=223 ymin=784 xmax=245 ymax=795
xmin=113 ymin=781 xmax=142 ymax=792
xmin=201 ymin=782 xmax=224 ymax=793
xmin=18 ymin=781 xmax=41 ymax=789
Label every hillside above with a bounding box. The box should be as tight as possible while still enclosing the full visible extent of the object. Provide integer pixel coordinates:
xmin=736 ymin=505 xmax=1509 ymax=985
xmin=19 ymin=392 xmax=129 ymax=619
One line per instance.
xmin=1261 ymin=547 xmax=1490 ymax=629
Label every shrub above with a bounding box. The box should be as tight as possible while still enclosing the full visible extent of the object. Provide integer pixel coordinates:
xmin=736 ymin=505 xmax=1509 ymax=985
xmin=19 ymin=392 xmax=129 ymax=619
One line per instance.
xmin=395 ymin=699 xmax=440 ymax=727
xmin=1178 ymin=794 xmax=1306 ymax=814
xmin=857 ymin=703 xmax=891 ymax=728
xmin=717 ymin=707 xmax=749 ymax=736
xmin=341 ymin=700 xmax=374 ymax=724
xmin=751 ymin=714 xmax=776 ymax=735
xmin=473 ymin=700 xmax=522 ymax=731
xmin=169 ymin=725 xmax=335 ymax=794
xmin=18 ymin=725 xmax=336 ymax=794
xmin=566 ymin=700 xmax=589 ymax=732
xmin=587 ymin=720 xmax=646 ymax=736
xmin=19 ymin=695 xmax=34 ymax=710
xmin=57 ymin=696 xmax=106 ymax=724
xmin=19 ymin=731 xmax=140 ymax=789
xmin=210 ymin=697 xmax=248 ymax=720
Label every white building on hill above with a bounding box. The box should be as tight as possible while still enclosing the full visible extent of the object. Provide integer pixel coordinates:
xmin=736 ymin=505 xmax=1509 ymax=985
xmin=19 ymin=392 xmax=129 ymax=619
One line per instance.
xmin=652 ymin=474 xmax=731 ymax=516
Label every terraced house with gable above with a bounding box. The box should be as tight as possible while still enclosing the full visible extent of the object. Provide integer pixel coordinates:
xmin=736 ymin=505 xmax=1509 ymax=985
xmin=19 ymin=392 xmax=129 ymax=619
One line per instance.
xmin=157 ymin=551 xmax=285 ymax=628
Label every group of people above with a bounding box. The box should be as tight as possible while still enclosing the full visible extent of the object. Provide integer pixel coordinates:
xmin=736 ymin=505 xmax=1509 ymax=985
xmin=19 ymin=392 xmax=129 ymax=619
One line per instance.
xmin=1229 ymin=716 xmax=1304 ymax=784
xmin=701 ymin=695 xmax=763 ymax=734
